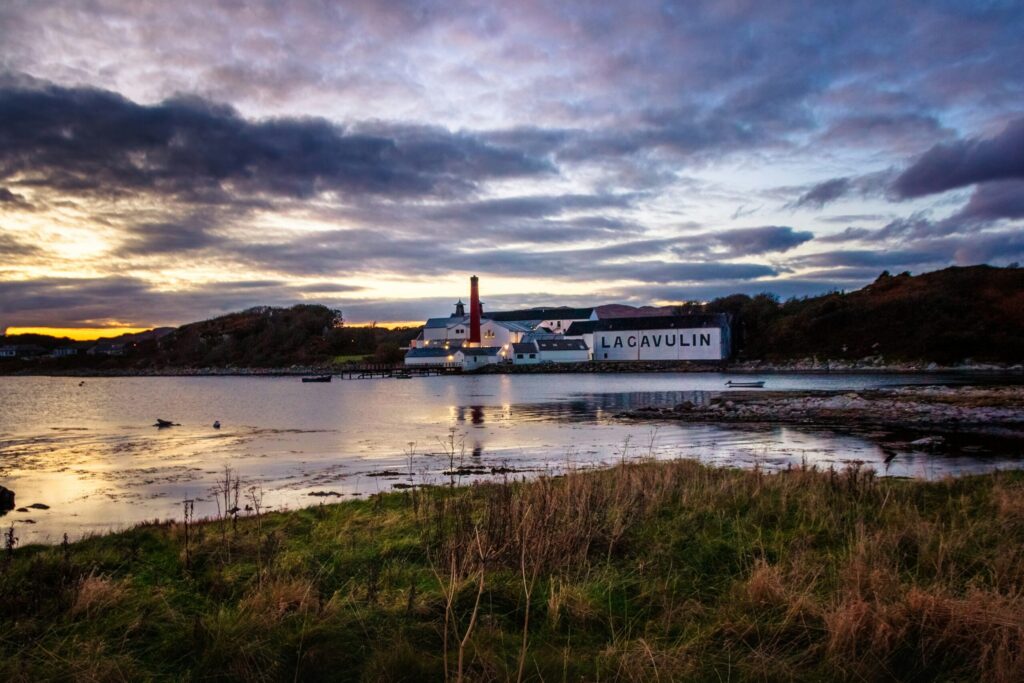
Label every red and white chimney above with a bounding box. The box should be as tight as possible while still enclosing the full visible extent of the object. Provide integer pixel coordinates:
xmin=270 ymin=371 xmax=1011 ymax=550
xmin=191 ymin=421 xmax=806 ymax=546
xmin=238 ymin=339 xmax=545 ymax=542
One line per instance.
xmin=469 ymin=275 xmax=481 ymax=345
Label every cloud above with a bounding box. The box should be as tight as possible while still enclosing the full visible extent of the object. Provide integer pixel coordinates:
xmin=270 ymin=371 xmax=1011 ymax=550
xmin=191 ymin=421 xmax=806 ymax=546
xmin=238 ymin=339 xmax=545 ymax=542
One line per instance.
xmin=704 ymin=225 xmax=814 ymax=256
xmin=791 ymin=178 xmax=852 ymax=209
xmin=892 ymin=117 xmax=1024 ymax=198
xmin=0 ymin=233 xmax=40 ymax=257
xmin=0 ymin=186 xmax=30 ymax=207
xmin=788 ymin=170 xmax=894 ymax=209
xmin=0 ymin=83 xmax=554 ymax=203
xmin=0 ymin=276 xmax=362 ymax=327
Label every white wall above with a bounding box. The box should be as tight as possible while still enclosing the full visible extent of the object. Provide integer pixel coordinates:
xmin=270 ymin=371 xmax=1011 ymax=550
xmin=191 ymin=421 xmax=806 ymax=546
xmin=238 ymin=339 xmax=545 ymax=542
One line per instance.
xmin=537 ymin=349 xmax=589 ymax=363
xmin=405 ymin=354 xmax=456 ymax=366
xmin=592 ymin=328 xmax=723 ymax=361
xmin=512 ymin=350 xmax=540 ymax=365
xmin=480 ymin=320 xmax=523 ymax=347
xmin=456 ymin=352 xmax=499 ymax=371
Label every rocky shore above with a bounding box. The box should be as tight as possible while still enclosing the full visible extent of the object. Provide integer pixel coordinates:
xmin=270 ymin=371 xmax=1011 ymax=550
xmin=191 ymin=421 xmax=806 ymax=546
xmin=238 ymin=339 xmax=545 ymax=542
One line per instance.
xmin=617 ymin=385 xmax=1024 ymax=435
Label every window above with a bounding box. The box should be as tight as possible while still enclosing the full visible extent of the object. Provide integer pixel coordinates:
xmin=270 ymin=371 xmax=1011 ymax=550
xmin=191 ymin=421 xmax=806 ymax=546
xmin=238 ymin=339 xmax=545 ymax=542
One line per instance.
xmin=556 ymin=321 xmax=561 ymax=328
xmin=484 ymin=329 xmax=495 ymax=339
xmin=516 ymin=354 xmax=523 ymax=359
xmin=603 ymin=353 xmax=608 ymax=359
xmin=529 ymin=353 xmax=536 ymax=359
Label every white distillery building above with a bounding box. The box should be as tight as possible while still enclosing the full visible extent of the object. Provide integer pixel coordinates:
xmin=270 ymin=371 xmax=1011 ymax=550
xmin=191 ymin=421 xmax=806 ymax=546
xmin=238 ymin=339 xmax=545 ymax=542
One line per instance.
xmin=404 ymin=276 xmax=731 ymax=368
xmin=582 ymin=315 xmax=731 ymax=361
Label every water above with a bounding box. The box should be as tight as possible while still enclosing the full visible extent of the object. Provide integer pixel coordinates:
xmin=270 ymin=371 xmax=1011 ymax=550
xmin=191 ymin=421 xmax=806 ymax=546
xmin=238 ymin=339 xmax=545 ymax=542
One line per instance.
xmin=0 ymin=372 xmax=1020 ymax=543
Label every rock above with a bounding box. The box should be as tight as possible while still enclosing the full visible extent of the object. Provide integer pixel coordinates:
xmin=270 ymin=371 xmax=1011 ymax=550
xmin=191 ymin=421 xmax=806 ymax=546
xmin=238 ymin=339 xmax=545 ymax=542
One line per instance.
xmin=16 ymin=507 xmax=28 ymax=513
xmin=27 ymin=503 xmax=49 ymax=510
xmin=0 ymin=486 xmax=13 ymax=513
xmin=674 ymin=400 xmax=695 ymax=411
xmin=910 ymin=436 xmax=946 ymax=449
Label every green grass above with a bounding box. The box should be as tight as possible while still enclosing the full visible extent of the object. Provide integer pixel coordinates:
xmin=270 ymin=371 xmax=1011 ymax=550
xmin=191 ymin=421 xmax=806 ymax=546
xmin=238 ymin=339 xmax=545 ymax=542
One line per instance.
xmin=332 ymin=354 xmax=372 ymax=364
xmin=2 ymin=460 xmax=1023 ymax=681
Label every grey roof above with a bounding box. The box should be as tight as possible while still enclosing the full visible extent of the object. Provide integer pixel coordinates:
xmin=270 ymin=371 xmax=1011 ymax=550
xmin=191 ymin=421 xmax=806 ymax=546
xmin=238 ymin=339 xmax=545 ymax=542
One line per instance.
xmin=459 ymin=347 xmax=501 ymax=357
xmin=564 ymin=321 xmax=600 ymax=336
xmin=511 ymin=342 xmax=538 ymax=354
xmin=490 ymin=319 xmax=535 ymax=333
xmin=485 ymin=307 xmax=595 ymax=322
xmin=537 ymin=339 xmax=589 ymax=352
xmin=405 ymin=347 xmax=453 ymax=358
xmin=424 ymin=317 xmax=452 ymax=329
xmin=588 ymin=314 xmax=729 ymax=332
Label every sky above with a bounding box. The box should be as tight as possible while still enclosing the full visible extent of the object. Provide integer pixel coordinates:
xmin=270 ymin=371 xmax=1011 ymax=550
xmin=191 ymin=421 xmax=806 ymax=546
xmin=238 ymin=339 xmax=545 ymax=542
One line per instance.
xmin=1 ymin=0 xmax=1023 ymax=336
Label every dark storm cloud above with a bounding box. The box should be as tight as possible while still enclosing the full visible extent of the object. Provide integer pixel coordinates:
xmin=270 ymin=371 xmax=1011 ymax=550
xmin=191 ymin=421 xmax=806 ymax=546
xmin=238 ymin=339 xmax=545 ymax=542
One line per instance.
xmin=943 ymin=180 xmax=1024 ymax=224
xmin=792 ymin=249 xmax=942 ymax=269
xmin=116 ymin=214 xmax=226 ymax=256
xmin=0 ymin=83 xmax=553 ymax=202
xmin=233 ymin=227 xmax=776 ymax=284
xmin=0 ymin=276 xmax=362 ymax=327
xmin=0 ymin=233 xmax=40 ymax=257
xmin=791 ymin=178 xmax=852 ymax=210
xmin=892 ymin=117 xmax=1024 ymax=198
xmin=0 ymin=186 xmax=30 ymax=207
xmin=788 ymin=171 xmax=894 ymax=210
xmin=708 ymin=226 xmax=814 ymax=255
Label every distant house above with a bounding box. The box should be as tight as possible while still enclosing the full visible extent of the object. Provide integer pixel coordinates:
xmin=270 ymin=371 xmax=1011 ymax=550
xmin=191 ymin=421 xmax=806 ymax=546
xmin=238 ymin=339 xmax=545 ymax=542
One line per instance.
xmin=87 ymin=342 xmax=125 ymax=356
xmin=52 ymin=347 xmax=80 ymax=358
xmin=0 ymin=344 xmax=47 ymax=358
xmin=454 ymin=347 xmax=501 ymax=371
xmin=510 ymin=342 xmax=540 ymax=365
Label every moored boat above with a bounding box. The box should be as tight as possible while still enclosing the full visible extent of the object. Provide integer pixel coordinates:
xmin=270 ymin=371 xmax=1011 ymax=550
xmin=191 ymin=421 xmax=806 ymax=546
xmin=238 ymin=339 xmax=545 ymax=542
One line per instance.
xmin=725 ymin=380 xmax=765 ymax=388
xmin=301 ymin=375 xmax=332 ymax=383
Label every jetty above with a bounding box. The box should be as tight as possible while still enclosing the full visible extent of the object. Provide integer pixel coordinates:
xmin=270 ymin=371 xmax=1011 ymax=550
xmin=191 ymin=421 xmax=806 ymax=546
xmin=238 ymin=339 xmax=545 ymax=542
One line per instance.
xmin=335 ymin=363 xmax=460 ymax=380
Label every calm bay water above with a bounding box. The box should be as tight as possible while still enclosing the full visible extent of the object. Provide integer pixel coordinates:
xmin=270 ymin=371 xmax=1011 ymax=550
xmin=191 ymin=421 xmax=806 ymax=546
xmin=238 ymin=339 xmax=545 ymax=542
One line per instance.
xmin=1 ymin=372 xmax=1020 ymax=543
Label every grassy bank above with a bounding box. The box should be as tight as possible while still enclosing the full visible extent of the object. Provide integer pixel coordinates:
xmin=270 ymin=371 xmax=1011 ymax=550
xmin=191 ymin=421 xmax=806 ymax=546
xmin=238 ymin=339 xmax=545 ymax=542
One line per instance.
xmin=3 ymin=461 xmax=1024 ymax=682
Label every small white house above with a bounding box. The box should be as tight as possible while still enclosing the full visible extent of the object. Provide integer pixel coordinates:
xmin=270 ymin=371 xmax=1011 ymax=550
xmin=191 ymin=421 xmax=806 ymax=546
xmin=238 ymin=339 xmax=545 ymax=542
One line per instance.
xmin=510 ymin=342 xmax=540 ymax=365
xmin=455 ymin=347 xmax=501 ymax=371
xmin=536 ymin=339 xmax=589 ymax=363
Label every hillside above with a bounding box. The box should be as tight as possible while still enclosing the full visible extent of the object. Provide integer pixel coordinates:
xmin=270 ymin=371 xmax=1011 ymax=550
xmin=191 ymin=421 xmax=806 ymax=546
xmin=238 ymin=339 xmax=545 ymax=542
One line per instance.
xmin=710 ymin=265 xmax=1024 ymax=363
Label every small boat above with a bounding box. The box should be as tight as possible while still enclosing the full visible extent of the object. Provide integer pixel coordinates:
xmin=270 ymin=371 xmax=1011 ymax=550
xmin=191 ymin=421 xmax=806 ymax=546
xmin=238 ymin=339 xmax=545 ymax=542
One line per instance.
xmin=725 ymin=380 xmax=765 ymax=388
xmin=393 ymin=371 xmax=412 ymax=379
xmin=154 ymin=418 xmax=178 ymax=428
xmin=301 ymin=375 xmax=332 ymax=383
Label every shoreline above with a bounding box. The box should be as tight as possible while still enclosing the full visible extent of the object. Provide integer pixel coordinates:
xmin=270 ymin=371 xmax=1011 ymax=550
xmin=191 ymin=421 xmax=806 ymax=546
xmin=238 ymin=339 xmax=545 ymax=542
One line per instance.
xmin=2 ymin=359 xmax=1023 ymax=377
xmin=616 ymin=385 xmax=1024 ymax=445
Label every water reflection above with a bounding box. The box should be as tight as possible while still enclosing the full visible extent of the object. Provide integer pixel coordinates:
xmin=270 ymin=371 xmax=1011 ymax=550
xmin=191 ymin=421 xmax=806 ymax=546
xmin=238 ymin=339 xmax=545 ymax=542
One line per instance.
xmin=0 ymin=373 xmax=1020 ymax=544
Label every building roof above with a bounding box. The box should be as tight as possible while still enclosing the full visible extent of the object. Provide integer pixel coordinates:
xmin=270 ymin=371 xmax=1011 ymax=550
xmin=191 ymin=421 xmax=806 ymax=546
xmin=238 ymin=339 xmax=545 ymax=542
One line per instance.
xmin=458 ymin=347 xmax=501 ymax=357
xmin=564 ymin=320 xmax=600 ymax=336
xmin=536 ymin=338 xmax=589 ymax=351
xmin=424 ymin=317 xmax=452 ymax=329
xmin=588 ymin=314 xmax=729 ymax=332
xmin=488 ymin=319 xmax=535 ymax=333
xmin=485 ymin=307 xmax=595 ymax=322
xmin=405 ymin=347 xmax=454 ymax=358
xmin=511 ymin=342 xmax=538 ymax=354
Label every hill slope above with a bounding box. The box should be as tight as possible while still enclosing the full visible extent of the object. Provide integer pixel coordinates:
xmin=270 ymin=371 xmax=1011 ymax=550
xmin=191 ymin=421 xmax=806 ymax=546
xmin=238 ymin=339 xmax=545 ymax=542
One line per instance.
xmin=709 ymin=265 xmax=1024 ymax=362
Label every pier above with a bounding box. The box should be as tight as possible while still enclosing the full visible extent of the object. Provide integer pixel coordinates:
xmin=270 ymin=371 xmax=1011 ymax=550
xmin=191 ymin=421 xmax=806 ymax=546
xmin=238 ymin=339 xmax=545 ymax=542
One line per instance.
xmin=335 ymin=363 xmax=461 ymax=379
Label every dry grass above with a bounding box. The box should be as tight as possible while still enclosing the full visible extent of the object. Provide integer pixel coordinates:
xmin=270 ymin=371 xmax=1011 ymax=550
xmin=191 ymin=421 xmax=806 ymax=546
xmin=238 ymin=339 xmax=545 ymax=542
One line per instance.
xmin=2 ymin=459 xmax=1023 ymax=681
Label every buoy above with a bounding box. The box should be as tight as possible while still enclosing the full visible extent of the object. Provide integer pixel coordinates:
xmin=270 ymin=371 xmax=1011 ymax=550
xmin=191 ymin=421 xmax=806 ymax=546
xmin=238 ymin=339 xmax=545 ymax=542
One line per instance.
xmin=213 ymin=420 xmax=221 ymax=429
